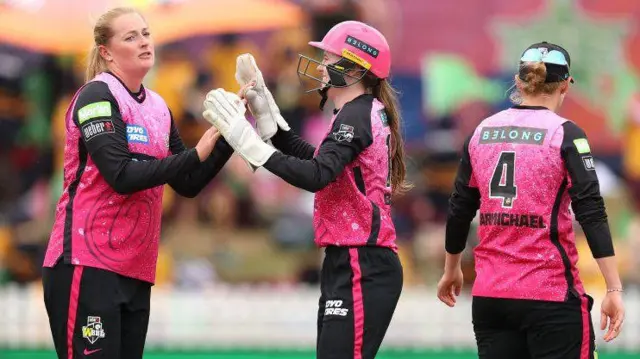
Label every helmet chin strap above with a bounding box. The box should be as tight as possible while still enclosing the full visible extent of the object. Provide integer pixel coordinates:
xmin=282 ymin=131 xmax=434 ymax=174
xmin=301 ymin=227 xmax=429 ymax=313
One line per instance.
xmin=316 ymin=57 xmax=371 ymax=111
xmin=318 ymin=63 xmax=350 ymax=110
xmin=318 ymin=84 xmax=330 ymax=111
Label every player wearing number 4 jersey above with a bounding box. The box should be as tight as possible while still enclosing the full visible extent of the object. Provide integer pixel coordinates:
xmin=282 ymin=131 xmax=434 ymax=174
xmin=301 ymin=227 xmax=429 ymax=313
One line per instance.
xmin=438 ymin=41 xmax=626 ymax=359
xmin=202 ymin=21 xmax=409 ymax=359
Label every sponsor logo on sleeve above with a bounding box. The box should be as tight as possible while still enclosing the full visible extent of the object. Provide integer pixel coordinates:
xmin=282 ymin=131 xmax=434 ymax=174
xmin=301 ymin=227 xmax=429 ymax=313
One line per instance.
xmin=573 ymin=138 xmax=591 ymax=154
xmin=77 ymin=101 xmax=111 ymax=124
xmin=333 ymin=124 xmax=355 ymax=142
xmin=582 ymin=155 xmax=596 ymax=171
xmin=379 ymin=109 xmax=389 ymax=127
xmin=126 ymin=125 xmax=149 ymax=144
xmin=81 ymin=119 xmax=114 ymax=141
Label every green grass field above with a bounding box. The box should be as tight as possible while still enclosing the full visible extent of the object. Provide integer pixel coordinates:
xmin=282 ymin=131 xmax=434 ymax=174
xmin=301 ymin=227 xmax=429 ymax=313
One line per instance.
xmin=1 ymin=349 xmax=638 ymax=359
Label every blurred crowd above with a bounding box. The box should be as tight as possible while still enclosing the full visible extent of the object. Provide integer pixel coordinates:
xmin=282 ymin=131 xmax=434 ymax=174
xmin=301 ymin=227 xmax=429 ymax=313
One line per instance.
xmin=1 ymin=0 xmax=640 ymax=295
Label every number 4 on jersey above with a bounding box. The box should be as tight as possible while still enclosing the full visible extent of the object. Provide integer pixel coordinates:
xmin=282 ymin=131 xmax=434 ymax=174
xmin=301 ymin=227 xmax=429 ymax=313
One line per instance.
xmin=490 ymin=151 xmax=517 ymax=208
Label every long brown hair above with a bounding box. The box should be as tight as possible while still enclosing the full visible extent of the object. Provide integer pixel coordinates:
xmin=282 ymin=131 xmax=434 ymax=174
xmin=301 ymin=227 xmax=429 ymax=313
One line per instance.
xmin=363 ymin=73 xmax=412 ymax=195
xmin=85 ymin=7 xmax=140 ymax=82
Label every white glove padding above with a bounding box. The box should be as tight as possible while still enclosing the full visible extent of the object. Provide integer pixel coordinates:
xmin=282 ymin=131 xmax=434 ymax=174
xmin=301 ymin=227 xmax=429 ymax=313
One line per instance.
xmin=235 ymin=53 xmax=290 ymax=140
xmin=202 ymin=89 xmax=277 ymax=168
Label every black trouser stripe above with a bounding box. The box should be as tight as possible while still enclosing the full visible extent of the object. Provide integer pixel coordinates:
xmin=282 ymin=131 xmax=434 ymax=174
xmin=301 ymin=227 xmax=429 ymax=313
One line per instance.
xmin=549 ymin=178 xmax=577 ymax=300
xmin=63 ymin=141 xmax=88 ymax=262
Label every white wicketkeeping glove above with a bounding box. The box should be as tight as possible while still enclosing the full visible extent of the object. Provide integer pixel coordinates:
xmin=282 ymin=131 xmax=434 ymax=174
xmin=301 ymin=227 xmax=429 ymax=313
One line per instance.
xmin=202 ymin=89 xmax=277 ymax=169
xmin=235 ymin=53 xmax=290 ymax=141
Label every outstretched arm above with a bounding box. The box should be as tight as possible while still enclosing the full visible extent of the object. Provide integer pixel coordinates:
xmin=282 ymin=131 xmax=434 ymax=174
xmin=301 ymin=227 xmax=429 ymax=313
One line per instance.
xmin=166 ymin=116 xmax=234 ymax=198
xmin=269 ymin=128 xmax=316 ymax=160
xmin=262 ymin=101 xmax=373 ymax=192
xmin=75 ymin=82 xmax=204 ymax=195
xmin=236 ymin=53 xmax=316 ymax=159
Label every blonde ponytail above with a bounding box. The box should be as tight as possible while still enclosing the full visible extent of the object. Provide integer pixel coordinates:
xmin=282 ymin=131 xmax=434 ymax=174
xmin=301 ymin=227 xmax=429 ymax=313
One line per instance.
xmin=510 ymin=62 xmax=563 ymax=104
xmin=85 ymin=45 xmax=107 ymax=82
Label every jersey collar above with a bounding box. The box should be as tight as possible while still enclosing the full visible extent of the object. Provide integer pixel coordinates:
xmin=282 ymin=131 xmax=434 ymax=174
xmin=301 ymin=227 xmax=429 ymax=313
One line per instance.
xmin=511 ymin=105 xmax=549 ymax=111
xmin=105 ymin=71 xmax=146 ymax=104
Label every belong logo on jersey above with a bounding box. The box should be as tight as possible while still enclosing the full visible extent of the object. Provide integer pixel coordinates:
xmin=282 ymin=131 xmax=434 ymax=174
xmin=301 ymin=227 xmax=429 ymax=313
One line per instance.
xmin=479 ymin=126 xmax=547 ymax=145
xmin=126 ymin=125 xmax=149 ymax=144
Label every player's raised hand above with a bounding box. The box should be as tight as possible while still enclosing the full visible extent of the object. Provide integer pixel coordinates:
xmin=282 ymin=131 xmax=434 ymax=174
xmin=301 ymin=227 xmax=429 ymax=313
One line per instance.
xmin=235 ymin=53 xmax=290 ymax=140
xmin=194 ymin=126 xmax=220 ymax=162
xmin=202 ymin=89 xmax=276 ymax=169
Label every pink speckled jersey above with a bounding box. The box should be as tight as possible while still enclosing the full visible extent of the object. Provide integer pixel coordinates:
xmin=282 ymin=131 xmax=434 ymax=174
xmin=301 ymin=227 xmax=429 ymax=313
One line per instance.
xmin=468 ymin=108 xmax=585 ymax=301
xmin=43 ymin=73 xmax=171 ymax=284
xmin=313 ymin=98 xmax=397 ymax=251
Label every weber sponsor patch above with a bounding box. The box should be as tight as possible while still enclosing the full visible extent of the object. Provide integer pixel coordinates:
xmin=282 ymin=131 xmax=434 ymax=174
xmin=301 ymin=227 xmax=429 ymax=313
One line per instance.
xmin=479 ymin=126 xmax=547 ymax=145
xmin=126 ymin=125 xmax=149 ymax=144
xmin=78 ymin=101 xmax=111 ymax=124
xmin=81 ymin=119 xmax=114 ymax=141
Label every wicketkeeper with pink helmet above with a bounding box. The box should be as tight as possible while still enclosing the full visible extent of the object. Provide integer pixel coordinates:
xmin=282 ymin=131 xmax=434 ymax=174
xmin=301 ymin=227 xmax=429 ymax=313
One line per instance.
xmin=201 ymin=21 xmax=410 ymax=358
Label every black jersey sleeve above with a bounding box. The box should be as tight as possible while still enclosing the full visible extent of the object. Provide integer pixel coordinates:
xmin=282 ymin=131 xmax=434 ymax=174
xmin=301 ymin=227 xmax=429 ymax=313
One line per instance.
xmin=74 ymin=81 xmax=201 ymax=195
xmin=262 ymin=99 xmax=373 ymax=192
xmin=445 ymin=135 xmax=481 ymax=254
xmin=561 ymin=121 xmax=614 ymax=258
xmin=165 ymin=113 xmax=234 ymax=198
xmin=270 ymin=128 xmax=316 ymax=160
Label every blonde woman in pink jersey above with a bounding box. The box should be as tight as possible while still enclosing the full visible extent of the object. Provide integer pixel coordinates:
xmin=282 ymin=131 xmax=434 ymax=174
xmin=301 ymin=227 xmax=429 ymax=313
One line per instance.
xmin=203 ymin=21 xmax=409 ymax=359
xmin=437 ymin=41 xmax=625 ymax=359
xmin=42 ymin=7 xmax=234 ymax=359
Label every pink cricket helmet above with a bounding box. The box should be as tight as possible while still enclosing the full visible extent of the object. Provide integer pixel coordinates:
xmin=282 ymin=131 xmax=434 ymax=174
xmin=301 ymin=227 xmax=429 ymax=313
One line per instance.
xmin=308 ymin=20 xmax=391 ymax=79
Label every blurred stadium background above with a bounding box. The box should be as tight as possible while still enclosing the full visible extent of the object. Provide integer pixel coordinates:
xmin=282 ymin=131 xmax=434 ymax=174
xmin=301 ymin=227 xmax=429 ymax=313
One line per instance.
xmin=1 ymin=0 xmax=640 ymax=357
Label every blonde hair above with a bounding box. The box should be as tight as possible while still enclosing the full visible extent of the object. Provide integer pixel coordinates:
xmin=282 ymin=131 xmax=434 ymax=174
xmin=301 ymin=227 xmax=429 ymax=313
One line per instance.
xmin=509 ymin=62 xmax=563 ymax=104
xmin=363 ymin=73 xmax=413 ymax=195
xmin=85 ymin=7 xmax=142 ymax=82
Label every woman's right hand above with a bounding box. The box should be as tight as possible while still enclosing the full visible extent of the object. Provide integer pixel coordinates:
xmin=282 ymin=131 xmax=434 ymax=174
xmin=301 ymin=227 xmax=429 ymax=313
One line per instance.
xmin=195 ymin=126 xmax=221 ymax=162
xmin=601 ymin=291 xmax=625 ymax=342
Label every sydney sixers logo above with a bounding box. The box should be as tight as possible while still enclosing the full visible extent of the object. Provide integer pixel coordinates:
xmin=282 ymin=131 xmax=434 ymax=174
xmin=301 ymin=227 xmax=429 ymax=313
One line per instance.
xmin=83 ymin=188 xmax=162 ymax=270
xmin=82 ymin=316 xmax=105 ymax=344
